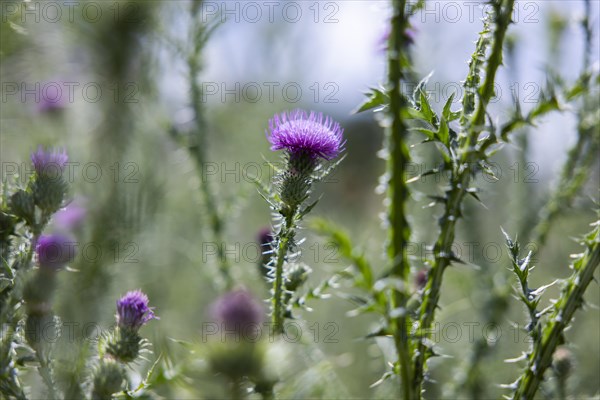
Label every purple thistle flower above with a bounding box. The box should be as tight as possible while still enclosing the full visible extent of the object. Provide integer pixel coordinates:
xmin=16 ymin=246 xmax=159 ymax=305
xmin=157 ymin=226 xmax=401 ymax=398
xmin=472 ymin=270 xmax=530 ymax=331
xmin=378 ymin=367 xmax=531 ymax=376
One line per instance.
xmin=35 ymin=233 xmax=76 ymax=271
xmin=31 ymin=146 xmax=68 ymax=176
xmin=210 ymin=290 xmax=265 ymax=332
xmin=116 ymin=290 xmax=156 ymax=331
xmin=267 ymin=109 xmax=344 ymax=160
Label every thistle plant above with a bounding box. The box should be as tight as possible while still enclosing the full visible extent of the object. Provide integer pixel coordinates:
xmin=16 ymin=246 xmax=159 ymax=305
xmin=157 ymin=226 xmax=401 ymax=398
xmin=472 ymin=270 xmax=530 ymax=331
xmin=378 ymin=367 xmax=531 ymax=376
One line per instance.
xmin=93 ymin=290 xmax=157 ymax=398
xmin=1 ymin=146 xmax=71 ymax=399
xmin=2 ymin=1 xmax=599 ymax=399
xmin=505 ymin=219 xmax=599 ymax=399
xmin=263 ymin=109 xmax=344 ymax=334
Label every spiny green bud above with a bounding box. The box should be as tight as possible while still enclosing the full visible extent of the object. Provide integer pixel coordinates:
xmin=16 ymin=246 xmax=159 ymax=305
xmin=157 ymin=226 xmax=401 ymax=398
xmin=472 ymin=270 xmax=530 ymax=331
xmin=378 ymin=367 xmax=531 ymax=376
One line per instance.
xmin=279 ymin=172 xmax=311 ymax=211
xmin=24 ymin=269 xmax=57 ymax=307
xmin=91 ymin=360 xmax=126 ymax=400
xmin=285 ymin=263 xmax=311 ymax=292
xmin=9 ymin=190 xmax=35 ymax=226
xmin=208 ymin=341 xmax=265 ymax=381
xmin=24 ymin=311 xmax=56 ymax=353
xmin=105 ymin=327 xmax=143 ymax=363
xmin=0 ymin=211 xmax=17 ymax=239
xmin=31 ymin=174 xmax=68 ymax=214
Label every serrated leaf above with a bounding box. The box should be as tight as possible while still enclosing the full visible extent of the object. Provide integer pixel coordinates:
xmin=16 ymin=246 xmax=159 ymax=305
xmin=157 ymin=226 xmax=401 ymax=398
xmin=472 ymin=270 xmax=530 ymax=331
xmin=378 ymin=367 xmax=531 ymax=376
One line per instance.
xmin=437 ymin=117 xmax=450 ymax=145
xmin=419 ymin=90 xmax=436 ymax=124
xmin=410 ymin=127 xmax=436 ymax=141
xmin=298 ymin=198 xmax=320 ymax=219
xmin=355 ymin=88 xmax=389 ymax=113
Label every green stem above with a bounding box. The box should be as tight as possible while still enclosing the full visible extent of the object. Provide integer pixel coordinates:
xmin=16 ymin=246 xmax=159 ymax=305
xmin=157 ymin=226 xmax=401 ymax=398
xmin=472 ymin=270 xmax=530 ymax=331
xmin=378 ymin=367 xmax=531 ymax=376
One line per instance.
xmin=470 ymin=0 xmax=515 ymax=136
xmin=513 ymin=232 xmax=599 ymax=399
xmin=555 ymin=376 xmax=567 ymax=400
xmin=531 ymin=5 xmax=597 ymax=248
xmin=387 ymin=1 xmax=414 ymax=398
xmin=271 ymin=213 xmax=294 ymax=335
xmin=413 ymin=1 xmax=515 ymax=395
xmin=188 ymin=3 xmax=232 ymax=290
xmin=36 ymin=352 xmax=57 ymax=400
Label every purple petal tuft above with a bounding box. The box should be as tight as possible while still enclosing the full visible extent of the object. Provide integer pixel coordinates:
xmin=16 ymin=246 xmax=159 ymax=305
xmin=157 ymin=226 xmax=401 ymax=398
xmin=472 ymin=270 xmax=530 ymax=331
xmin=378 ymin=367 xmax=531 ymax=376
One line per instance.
xmin=267 ymin=109 xmax=344 ymax=160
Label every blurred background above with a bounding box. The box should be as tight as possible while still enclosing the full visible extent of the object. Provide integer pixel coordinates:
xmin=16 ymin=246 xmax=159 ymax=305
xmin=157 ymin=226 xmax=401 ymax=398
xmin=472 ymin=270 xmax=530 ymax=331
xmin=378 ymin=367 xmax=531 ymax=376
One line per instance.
xmin=1 ymin=0 xmax=598 ymax=398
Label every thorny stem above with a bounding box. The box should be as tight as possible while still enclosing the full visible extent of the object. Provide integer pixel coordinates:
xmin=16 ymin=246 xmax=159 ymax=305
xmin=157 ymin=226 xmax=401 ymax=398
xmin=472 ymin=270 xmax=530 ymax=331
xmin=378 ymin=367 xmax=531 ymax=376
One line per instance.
xmin=555 ymin=376 xmax=567 ymax=400
xmin=513 ymin=227 xmax=599 ymax=399
xmin=413 ymin=0 xmax=515 ymax=396
xmin=36 ymin=352 xmax=57 ymax=400
xmin=387 ymin=1 xmax=414 ymax=399
xmin=271 ymin=211 xmax=295 ymax=335
xmin=188 ymin=2 xmax=232 ymax=290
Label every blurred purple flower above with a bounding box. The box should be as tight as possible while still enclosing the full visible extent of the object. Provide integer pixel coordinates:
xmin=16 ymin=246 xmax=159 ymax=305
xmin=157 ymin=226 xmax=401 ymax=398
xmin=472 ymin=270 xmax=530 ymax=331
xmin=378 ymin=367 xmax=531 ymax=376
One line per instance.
xmin=35 ymin=233 xmax=76 ymax=271
xmin=54 ymin=202 xmax=87 ymax=231
xmin=210 ymin=290 xmax=265 ymax=332
xmin=267 ymin=109 xmax=344 ymax=160
xmin=116 ymin=290 xmax=157 ymax=331
xmin=31 ymin=146 xmax=68 ymax=176
xmin=415 ymin=270 xmax=428 ymax=289
xmin=37 ymin=83 xmax=66 ymax=113
xmin=378 ymin=24 xmax=417 ymax=53
xmin=257 ymin=227 xmax=273 ymax=249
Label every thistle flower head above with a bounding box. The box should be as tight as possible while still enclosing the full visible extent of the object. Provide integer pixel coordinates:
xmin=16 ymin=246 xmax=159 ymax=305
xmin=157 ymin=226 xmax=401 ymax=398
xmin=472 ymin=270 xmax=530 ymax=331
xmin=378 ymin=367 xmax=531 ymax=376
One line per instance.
xmin=116 ymin=290 xmax=156 ymax=331
xmin=210 ymin=289 xmax=265 ymax=332
xmin=35 ymin=233 xmax=76 ymax=271
xmin=31 ymin=146 xmax=68 ymax=176
xmin=267 ymin=109 xmax=344 ymax=160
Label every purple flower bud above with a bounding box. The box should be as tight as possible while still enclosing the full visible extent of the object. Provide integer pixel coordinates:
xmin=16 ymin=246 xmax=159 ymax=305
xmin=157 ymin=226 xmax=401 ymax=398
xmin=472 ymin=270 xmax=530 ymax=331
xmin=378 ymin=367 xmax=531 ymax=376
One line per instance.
xmin=267 ymin=109 xmax=344 ymax=160
xmin=378 ymin=24 xmax=417 ymax=53
xmin=116 ymin=290 xmax=156 ymax=331
xmin=257 ymin=227 xmax=273 ymax=249
xmin=37 ymin=83 xmax=67 ymax=114
xmin=210 ymin=290 xmax=265 ymax=333
xmin=30 ymin=146 xmax=68 ymax=176
xmin=415 ymin=269 xmax=428 ymax=289
xmin=35 ymin=233 xmax=76 ymax=271
xmin=54 ymin=201 xmax=87 ymax=231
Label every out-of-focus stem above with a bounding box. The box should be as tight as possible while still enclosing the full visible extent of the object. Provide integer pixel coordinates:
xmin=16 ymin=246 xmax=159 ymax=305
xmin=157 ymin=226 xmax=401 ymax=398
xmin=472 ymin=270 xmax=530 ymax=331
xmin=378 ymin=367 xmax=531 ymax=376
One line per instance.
xmin=532 ymin=1 xmax=597 ymax=248
xmin=187 ymin=2 xmax=232 ymax=290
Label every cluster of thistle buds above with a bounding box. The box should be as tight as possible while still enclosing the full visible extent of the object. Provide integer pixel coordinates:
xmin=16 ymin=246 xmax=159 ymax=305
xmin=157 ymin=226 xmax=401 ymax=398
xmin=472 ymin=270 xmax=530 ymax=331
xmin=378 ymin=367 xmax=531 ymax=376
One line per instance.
xmin=10 ymin=147 xmax=70 ymax=231
xmin=92 ymin=290 xmax=156 ymax=398
xmin=265 ymin=109 xmax=344 ymax=332
xmin=17 ymin=148 xmax=74 ymax=353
